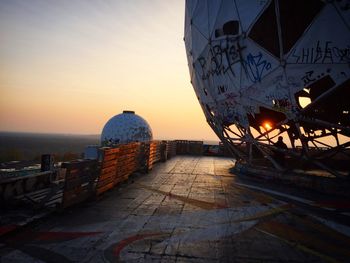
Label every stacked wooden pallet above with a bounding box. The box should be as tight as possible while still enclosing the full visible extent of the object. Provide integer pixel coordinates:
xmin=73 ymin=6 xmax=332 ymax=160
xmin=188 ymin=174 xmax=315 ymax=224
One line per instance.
xmin=175 ymin=140 xmax=204 ymax=155
xmin=96 ymin=147 xmax=119 ymax=196
xmin=148 ymin=141 xmax=162 ymax=170
xmin=160 ymin=141 xmax=167 ymax=162
xmin=16 ymin=182 xmax=63 ymax=209
xmin=0 ymin=171 xmax=52 ymax=201
xmin=2 ymin=141 xmax=177 ymax=209
xmin=188 ymin=141 xmax=204 ymax=155
xmin=137 ymin=142 xmax=150 ymax=172
xmin=61 ymin=159 xmax=98 ymax=208
xmin=116 ymin=142 xmax=142 ymax=183
xmin=166 ymin=141 xmax=177 ymax=159
xmin=176 ymin=140 xmax=189 ymax=154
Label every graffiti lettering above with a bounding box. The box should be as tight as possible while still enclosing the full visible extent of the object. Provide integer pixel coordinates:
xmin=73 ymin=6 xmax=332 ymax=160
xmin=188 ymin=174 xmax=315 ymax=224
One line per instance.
xmin=292 ymin=41 xmax=350 ymax=63
xmin=197 ymin=39 xmax=242 ymax=80
xmin=243 ymin=52 xmax=271 ymax=83
xmin=301 ymin=71 xmax=316 ymax=85
xmin=333 ymin=46 xmax=350 ymax=62
xmin=217 ymin=85 xmax=228 ymax=95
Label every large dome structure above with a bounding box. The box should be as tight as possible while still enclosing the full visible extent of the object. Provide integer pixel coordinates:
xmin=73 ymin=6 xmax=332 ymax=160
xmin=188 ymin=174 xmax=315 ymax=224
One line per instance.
xmin=184 ymin=0 xmax=350 ymax=176
xmin=101 ymin=111 xmax=152 ymax=146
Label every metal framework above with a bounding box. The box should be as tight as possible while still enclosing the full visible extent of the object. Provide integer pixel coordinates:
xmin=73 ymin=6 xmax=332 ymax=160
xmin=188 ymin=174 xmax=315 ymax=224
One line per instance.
xmin=184 ymin=0 xmax=350 ymax=177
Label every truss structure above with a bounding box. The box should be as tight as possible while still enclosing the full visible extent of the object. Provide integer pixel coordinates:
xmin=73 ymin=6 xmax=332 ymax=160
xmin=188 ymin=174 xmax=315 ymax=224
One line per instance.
xmin=184 ymin=0 xmax=350 ymax=177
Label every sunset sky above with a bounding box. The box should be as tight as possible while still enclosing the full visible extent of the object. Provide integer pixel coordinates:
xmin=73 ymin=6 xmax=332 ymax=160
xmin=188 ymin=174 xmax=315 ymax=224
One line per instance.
xmin=0 ymin=0 xmax=218 ymax=141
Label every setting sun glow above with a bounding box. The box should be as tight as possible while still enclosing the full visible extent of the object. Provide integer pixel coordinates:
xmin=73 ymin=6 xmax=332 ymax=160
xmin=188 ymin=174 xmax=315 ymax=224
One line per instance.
xmin=263 ymin=121 xmax=272 ymax=130
xmin=0 ymin=0 xmax=218 ymax=141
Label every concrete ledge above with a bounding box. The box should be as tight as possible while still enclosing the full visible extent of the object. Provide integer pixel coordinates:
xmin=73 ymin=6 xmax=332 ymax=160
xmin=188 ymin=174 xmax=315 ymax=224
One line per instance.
xmin=233 ymin=162 xmax=350 ymax=198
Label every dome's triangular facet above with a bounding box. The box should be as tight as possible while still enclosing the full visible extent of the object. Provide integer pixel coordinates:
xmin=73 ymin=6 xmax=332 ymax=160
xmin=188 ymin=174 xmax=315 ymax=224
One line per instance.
xmin=184 ymin=0 xmax=350 ymax=176
xmin=101 ymin=111 xmax=152 ymax=146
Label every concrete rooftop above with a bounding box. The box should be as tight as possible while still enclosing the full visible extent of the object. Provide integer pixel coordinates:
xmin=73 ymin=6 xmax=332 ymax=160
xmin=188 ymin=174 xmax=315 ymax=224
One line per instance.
xmin=1 ymin=156 xmax=350 ymax=262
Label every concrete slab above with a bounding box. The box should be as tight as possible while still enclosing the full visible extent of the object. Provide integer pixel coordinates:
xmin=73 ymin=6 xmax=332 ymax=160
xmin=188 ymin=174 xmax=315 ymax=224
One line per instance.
xmin=1 ymin=156 xmax=350 ymax=262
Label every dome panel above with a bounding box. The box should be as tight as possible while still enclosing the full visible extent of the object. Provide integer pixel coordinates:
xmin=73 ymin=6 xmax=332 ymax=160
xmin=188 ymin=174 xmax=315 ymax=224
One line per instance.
xmin=101 ymin=111 xmax=152 ymax=146
xmin=184 ymin=0 xmax=350 ymax=176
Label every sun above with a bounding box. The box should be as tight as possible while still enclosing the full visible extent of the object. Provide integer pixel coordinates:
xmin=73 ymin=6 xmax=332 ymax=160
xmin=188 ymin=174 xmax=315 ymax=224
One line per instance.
xmin=262 ymin=121 xmax=272 ymax=130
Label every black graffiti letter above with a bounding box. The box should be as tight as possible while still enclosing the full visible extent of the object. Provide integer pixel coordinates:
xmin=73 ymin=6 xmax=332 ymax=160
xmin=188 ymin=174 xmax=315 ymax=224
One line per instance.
xmin=322 ymin=41 xmax=333 ymax=63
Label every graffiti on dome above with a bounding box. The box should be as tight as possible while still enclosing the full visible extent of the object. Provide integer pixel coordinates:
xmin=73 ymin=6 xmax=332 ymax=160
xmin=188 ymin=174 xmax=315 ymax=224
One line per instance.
xmin=243 ymin=52 xmax=272 ymax=83
xmin=291 ymin=41 xmax=350 ymax=64
xmin=197 ymin=39 xmax=243 ymax=80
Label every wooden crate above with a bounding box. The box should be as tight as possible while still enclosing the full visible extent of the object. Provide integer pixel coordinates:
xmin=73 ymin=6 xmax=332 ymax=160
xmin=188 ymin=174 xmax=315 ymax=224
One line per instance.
xmin=175 ymin=140 xmax=203 ymax=155
xmin=176 ymin=140 xmax=189 ymax=154
xmin=0 ymin=171 xmax=53 ymax=202
xmin=137 ymin=142 xmax=150 ymax=172
xmin=115 ymin=143 xmax=142 ymax=183
xmin=96 ymin=147 xmax=119 ymax=196
xmin=61 ymin=159 xmax=98 ymax=208
xmin=160 ymin=141 xmax=167 ymax=162
xmin=148 ymin=141 xmax=162 ymax=170
xmin=166 ymin=141 xmax=177 ymax=159
xmin=188 ymin=141 xmax=204 ymax=155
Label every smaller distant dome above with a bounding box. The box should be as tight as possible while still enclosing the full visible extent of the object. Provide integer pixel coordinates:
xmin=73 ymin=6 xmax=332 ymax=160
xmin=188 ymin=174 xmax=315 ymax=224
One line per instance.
xmin=101 ymin=111 xmax=153 ymax=146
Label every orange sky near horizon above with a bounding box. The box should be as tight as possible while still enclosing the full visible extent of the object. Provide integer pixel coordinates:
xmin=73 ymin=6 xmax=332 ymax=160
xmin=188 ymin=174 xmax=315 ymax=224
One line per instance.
xmin=0 ymin=0 xmax=219 ymax=141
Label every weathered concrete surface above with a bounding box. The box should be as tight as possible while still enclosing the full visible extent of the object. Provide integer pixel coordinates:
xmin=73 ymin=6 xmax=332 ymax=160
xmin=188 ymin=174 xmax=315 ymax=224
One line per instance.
xmin=234 ymin=162 xmax=350 ymax=198
xmin=1 ymin=156 xmax=350 ymax=262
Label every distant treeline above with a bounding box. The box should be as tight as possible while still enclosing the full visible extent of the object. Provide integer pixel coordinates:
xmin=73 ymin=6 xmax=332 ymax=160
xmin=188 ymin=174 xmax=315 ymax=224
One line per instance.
xmin=0 ymin=132 xmax=100 ymax=162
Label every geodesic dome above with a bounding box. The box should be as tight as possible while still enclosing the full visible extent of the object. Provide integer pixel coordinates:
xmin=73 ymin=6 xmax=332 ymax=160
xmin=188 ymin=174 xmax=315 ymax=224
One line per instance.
xmin=184 ymin=0 xmax=350 ymax=176
xmin=101 ymin=111 xmax=152 ymax=145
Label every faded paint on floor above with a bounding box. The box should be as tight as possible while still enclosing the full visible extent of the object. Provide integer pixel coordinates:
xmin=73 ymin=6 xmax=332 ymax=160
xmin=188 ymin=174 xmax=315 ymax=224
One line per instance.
xmin=1 ymin=156 xmax=350 ymax=262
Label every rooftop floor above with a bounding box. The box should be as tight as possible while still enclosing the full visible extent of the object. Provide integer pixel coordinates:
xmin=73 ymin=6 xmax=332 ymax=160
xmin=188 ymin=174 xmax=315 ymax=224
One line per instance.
xmin=1 ymin=156 xmax=350 ymax=262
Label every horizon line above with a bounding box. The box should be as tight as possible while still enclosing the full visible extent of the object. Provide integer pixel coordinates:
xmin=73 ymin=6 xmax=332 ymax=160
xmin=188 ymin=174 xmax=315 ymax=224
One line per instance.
xmin=0 ymin=130 xmax=220 ymax=142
